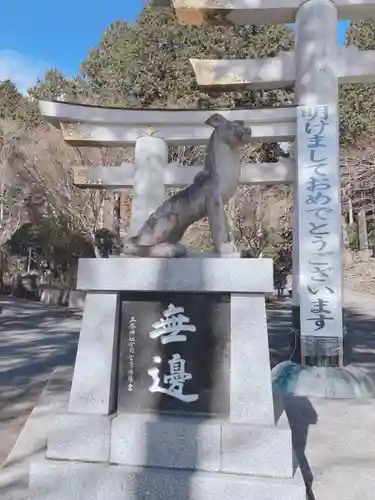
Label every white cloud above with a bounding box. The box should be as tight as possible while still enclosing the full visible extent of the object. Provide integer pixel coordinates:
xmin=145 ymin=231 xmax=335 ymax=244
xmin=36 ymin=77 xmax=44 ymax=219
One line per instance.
xmin=0 ymin=49 xmax=49 ymax=94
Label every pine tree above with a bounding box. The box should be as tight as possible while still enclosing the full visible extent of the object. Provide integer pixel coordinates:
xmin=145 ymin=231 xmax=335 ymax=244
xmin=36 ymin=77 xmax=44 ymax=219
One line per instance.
xmin=21 ymin=69 xmax=93 ymax=127
xmin=80 ymin=4 xmax=294 ymax=109
xmin=0 ymin=80 xmax=26 ymax=120
xmin=27 ymin=69 xmax=90 ymax=102
xmin=15 ymin=5 xmax=295 ymax=123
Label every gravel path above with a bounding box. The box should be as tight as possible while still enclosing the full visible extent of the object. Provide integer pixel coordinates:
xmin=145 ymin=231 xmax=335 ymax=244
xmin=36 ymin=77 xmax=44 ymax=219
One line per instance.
xmin=344 ymin=259 xmax=375 ymax=296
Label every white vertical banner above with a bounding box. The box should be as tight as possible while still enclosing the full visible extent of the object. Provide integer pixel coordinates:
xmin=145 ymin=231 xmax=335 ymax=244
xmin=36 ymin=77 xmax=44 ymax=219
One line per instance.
xmin=297 ymin=104 xmax=343 ymax=357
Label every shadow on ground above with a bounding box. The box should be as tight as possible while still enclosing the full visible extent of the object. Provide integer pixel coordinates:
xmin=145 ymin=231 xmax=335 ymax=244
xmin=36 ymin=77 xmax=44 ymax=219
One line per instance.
xmin=0 ymin=366 xmax=72 ymax=500
xmin=267 ymin=296 xmax=375 ymax=500
xmin=0 ymin=297 xmax=81 ymax=466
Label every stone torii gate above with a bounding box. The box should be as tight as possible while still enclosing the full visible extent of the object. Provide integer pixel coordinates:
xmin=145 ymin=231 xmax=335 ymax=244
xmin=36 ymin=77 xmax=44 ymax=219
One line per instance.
xmin=152 ymin=0 xmax=375 ymax=397
xmin=39 ymin=101 xmax=296 ymax=234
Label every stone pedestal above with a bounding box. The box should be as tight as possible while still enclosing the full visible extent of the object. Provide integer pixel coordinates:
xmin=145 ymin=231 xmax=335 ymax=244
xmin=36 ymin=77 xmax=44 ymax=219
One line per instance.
xmin=29 ymin=257 xmax=305 ymax=500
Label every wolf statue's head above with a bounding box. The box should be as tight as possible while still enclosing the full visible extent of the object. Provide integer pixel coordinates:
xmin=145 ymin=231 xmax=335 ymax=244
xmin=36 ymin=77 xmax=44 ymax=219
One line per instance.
xmin=205 ymin=113 xmax=252 ymax=148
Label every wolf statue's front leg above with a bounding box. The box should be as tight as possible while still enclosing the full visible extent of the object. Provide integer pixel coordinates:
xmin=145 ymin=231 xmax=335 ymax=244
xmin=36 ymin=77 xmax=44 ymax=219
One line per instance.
xmin=206 ymin=188 xmax=238 ymax=257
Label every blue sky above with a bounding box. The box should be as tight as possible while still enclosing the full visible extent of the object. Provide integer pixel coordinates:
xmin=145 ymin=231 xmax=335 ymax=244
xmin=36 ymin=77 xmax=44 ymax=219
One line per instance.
xmin=0 ymin=1 xmax=349 ymax=94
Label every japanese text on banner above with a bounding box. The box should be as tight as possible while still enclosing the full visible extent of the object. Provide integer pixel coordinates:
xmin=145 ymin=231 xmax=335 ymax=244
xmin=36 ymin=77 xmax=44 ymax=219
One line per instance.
xmin=297 ymin=104 xmax=343 ymax=339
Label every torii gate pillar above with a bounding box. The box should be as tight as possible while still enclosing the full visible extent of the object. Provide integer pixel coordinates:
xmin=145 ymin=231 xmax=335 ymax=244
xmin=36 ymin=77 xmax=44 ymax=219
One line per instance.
xmin=291 ymin=0 xmax=343 ymax=365
xmin=274 ymin=0 xmax=375 ymax=397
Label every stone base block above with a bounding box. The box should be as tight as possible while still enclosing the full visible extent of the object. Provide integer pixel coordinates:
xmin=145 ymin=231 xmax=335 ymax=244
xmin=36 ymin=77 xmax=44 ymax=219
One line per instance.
xmin=47 ymin=414 xmax=111 ymax=463
xmin=110 ymin=414 xmax=221 ymax=472
xmin=221 ymin=411 xmax=293 ymax=478
xmin=29 ymin=459 xmax=306 ymax=500
xmin=47 ymin=412 xmax=294 ymax=479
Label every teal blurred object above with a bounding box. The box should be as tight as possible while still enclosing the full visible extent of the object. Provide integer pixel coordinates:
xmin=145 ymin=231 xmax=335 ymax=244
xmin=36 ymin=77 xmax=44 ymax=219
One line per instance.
xmin=272 ymin=360 xmax=375 ymax=399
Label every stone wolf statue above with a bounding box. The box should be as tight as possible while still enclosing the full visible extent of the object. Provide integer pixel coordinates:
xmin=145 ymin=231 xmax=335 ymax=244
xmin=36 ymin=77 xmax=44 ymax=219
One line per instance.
xmin=121 ymin=113 xmax=252 ymax=257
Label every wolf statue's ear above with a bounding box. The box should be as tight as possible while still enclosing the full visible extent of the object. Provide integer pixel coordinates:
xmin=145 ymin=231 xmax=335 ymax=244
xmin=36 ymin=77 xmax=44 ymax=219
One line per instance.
xmin=234 ymin=120 xmax=245 ymax=127
xmin=205 ymin=113 xmax=228 ymax=128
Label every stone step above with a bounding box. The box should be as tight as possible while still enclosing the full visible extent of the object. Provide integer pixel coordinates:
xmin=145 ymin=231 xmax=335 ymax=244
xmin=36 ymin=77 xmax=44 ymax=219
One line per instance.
xmin=46 ymin=411 xmax=294 ymax=479
xmin=29 ymin=459 xmax=306 ymax=500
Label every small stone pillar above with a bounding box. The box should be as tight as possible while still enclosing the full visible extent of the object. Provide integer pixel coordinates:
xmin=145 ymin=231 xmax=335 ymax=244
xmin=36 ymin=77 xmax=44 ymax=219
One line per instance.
xmin=357 ymin=208 xmax=372 ymax=261
xmin=358 ymin=208 xmax=369 ymax=250
xmin=129 ymin=136 xmax=168 ymax=236
xmin=342 ymin=215 xmax=354 ymax=267
xmin=342 ymin=215 xmax=349 ymax=250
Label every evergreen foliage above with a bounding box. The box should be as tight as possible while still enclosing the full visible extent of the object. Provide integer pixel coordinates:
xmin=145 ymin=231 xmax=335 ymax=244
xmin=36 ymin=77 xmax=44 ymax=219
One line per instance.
xmin=340 ymin=19 xmax=375 ymax=144
xmin=81 ymin=5 xmax=294 ymax=108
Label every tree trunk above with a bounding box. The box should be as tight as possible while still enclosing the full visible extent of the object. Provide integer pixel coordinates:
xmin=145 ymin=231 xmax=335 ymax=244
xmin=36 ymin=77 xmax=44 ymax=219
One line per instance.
xmin=348 ymin=197 xmax=354 ymax=225
xmin=113 ymin=192 xmax=121 ymax=239
xmin=227 ymin=198 xmax=238 ymax=251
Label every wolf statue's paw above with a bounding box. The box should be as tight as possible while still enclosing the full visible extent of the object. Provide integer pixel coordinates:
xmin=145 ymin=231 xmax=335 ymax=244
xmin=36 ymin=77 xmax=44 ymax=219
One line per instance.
xmin=149 ymin=243 xmax=187 ymax=258
xmin=120 ymin=241 xmax=146 ymax=257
